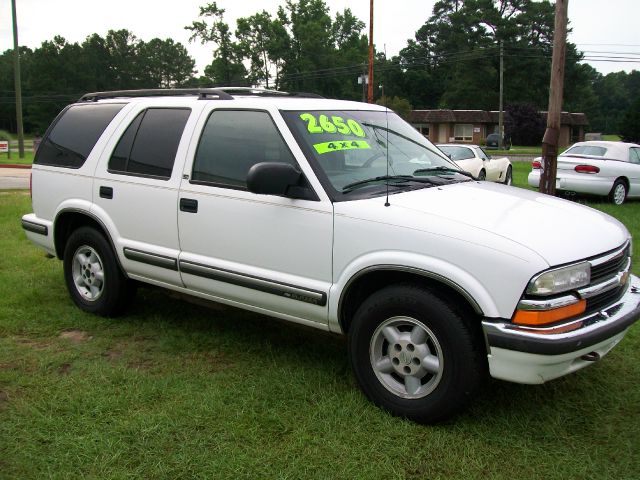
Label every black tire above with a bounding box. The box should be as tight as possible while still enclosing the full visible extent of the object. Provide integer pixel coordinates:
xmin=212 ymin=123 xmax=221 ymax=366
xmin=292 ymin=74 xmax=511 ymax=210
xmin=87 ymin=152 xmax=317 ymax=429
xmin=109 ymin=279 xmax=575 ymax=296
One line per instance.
xmin=348 ymin=284 xmax=485 ymax=424
xmin=608 ymin=179 xmax=627 ymax=205
xmin=477 ymin=169 xmax=486 ymax=181
xmin=503 ymin=165 xmax=513 ymax=185
xmin=63 ymin=226 xmax=134 ymax=316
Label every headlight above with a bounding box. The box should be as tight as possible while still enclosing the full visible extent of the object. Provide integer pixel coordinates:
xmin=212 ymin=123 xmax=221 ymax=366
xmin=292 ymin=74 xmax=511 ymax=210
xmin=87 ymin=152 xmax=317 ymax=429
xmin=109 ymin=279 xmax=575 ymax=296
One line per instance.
xmin=526 ymin=262 xmax=590 ymax=296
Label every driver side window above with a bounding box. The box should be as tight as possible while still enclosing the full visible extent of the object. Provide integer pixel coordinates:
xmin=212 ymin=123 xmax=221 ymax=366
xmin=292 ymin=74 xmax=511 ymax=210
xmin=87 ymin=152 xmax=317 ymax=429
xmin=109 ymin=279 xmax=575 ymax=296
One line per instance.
xmin=191 ymin=110 xmax=298 ymax=189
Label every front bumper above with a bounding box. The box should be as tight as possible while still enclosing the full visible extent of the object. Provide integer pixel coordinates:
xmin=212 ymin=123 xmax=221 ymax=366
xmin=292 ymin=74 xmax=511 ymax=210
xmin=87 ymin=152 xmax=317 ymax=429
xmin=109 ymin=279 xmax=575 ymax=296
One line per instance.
xmin=482 ymin=273 xmax=640 ymax=384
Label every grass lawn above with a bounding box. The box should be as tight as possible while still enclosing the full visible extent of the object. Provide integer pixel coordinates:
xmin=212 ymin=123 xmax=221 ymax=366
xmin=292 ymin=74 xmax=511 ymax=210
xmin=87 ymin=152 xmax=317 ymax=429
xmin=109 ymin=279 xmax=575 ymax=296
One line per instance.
xmin=1 ymin=177 xmax=639 ymax=478
xmin=490 ymin=146 xmax=542 ymax=155
xmin=0 ymin=151 xmax=34 ymax=166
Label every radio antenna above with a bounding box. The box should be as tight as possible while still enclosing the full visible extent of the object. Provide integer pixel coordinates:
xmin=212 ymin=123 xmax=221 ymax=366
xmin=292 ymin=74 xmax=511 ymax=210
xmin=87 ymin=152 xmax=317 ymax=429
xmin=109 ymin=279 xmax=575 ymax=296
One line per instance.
xmin=384 ymin=100 xmax=390 ymax=207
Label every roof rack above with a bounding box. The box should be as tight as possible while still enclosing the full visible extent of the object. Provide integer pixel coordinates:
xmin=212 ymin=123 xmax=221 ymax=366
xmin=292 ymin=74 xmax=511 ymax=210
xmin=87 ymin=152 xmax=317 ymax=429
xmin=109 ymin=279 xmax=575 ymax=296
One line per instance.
xmin=78 ymin=88 xmax=234 ymax=102
xmin=214 ymin=87 xmax=324 ymax=99
xmin=78 ymin=87 xmax=325 ymax=103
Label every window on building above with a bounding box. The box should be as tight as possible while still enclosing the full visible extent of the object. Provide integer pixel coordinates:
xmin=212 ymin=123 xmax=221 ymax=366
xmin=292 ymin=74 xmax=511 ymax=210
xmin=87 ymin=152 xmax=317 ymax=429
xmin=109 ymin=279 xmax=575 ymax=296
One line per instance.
xmin=454 ymin=124 xmax=473 ymax=142
xmin=191 ymin=110 xmax=297 ymax=189
xmin=414 ymin=124 xmax=430 ymax=137
xmin=108 ymin=108 xmax=191 ymax=179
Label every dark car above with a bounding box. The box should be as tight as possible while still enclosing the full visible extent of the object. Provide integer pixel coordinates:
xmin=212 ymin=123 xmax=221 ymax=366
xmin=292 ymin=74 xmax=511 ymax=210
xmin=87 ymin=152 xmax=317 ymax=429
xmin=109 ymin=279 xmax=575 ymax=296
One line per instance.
xmin=485 ymin=133 xmax=510 ymax=150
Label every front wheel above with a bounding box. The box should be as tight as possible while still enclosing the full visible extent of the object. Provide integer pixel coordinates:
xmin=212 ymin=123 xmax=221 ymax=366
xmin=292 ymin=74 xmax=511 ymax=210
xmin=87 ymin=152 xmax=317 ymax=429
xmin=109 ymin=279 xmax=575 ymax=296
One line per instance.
xmin=477 ymin=169 xmax=486 ymax=181
xmin=608 ymin=179 xmax=627 ymax=205
xmin=348 ymin=284 xmax=485 ymax=423
xmin=63 ymin=227 xmax=134 ymax=316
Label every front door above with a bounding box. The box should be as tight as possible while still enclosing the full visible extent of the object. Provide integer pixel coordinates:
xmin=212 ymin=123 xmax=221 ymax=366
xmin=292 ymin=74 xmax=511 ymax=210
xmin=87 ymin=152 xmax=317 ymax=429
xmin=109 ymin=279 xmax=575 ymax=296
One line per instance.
xmin=177 ymin=107 xmax=333 ymax=326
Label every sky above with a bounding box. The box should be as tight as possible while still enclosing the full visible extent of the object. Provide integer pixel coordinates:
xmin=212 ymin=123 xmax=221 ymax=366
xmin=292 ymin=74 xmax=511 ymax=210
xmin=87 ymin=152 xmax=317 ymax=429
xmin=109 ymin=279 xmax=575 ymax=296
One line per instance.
xmin=1 ymin=0 xmax=638 ymax=77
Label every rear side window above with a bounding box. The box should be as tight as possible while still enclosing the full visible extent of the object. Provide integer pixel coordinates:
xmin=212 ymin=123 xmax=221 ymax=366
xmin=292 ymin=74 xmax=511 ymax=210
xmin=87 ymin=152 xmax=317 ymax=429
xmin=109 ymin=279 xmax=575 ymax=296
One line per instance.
xmin=191 ymin=110 xmax=296 ymax=189
xmin=35 ymin=103 xmax=125 ymax=168
xmin=565 ymin=145 xmax=607 ymax=156
xmin=108 ymin=108 xmax=191 ymax=179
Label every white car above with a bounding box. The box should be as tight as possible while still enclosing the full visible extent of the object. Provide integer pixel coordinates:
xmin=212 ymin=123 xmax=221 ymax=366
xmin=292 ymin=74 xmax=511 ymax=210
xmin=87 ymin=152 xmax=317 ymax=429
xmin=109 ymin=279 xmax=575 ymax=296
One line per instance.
xmin=21 ymin=88 xmax=640 ymax=423
xmin=437 ymin=144 xmax=512 ymax=184
xmin=528 ymin=141 xmax=640 ymax=205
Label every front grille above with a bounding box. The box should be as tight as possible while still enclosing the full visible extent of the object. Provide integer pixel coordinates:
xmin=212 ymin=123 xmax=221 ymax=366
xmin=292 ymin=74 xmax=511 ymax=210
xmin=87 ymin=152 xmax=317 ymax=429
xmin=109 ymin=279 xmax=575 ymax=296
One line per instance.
xmin=584 ymin=242 xmax=631 ymax=314
xmin=590 ymin=245 xmax=630 ymax=283
xmin=585 ymin=284 xmax=626 ymax=314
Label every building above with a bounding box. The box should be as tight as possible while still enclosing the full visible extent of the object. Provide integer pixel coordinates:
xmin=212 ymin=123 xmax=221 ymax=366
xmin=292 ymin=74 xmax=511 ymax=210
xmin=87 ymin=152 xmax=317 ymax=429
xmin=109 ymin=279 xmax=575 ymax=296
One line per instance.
xmin=409 ymin=109 xmax=589 ymax=147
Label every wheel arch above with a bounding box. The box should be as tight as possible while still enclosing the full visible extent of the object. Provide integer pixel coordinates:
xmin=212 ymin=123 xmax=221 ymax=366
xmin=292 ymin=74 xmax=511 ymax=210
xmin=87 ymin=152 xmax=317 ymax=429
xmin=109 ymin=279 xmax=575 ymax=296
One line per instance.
xmin=337 ymin=266 xmax=485 ymax=336
xmin=53 ymin=209 xmax=119 ymax=264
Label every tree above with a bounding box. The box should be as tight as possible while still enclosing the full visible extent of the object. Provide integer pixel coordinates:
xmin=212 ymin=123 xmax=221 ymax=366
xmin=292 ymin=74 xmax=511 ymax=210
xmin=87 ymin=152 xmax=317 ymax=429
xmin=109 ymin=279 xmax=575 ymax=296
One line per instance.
xmin=138 ymin=39 xmax=195 ymax=88
xmin=376 ymin=95 xmax=412 ymax=119
xmin=235 ymin=11 xmax=288 ymax=88
xmin=392 ymin=0 xmax=590 ymax=112
xmin=620 ymin=97 xmax=640 ymax=143
xmin=505 ymin=103 xmax=545 ymax=146
xmin=185 ymin=2 xmax=248 ymax=85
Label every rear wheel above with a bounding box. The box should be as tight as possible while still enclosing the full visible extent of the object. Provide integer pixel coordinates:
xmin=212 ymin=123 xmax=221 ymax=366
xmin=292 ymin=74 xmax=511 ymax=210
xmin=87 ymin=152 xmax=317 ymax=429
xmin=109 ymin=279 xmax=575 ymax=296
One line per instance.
xmin=348 ymin=284 xmax=485 ymax=423
xmin=477 ymin=169 xmax=486 ymax=181
xmin=63 ymin=227 xmax=134 ymax=316
xmin=608 ymin=179 xmax=627 ymax=205
xmin=503 ymin=165 xmax=513 ymax=185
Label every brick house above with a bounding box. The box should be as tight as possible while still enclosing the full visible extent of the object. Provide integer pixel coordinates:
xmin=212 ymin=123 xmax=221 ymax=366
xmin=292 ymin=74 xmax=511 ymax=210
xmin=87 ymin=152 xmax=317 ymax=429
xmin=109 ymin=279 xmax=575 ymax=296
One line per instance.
xmin=409 ymin=109 xmax=589 ymax=147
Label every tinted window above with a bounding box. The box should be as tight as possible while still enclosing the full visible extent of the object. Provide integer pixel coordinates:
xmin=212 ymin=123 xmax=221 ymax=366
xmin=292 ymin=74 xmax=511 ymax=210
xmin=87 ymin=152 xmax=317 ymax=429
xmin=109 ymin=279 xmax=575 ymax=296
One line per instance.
xmin=630 ymin=147 xmax=640 ymax=164
xmin=35 ymin=103 xmax=125 ymax=168
xmin=192 ymin=110 xmax=296 ymax=188
xmin=108 ymin=108 xmax=190 ymax=179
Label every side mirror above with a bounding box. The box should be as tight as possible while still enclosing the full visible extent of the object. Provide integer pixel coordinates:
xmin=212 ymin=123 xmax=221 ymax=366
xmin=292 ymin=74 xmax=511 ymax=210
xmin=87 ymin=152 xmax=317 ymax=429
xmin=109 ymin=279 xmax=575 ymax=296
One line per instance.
xmin=247 ymin=162 xmax=316 ymax=201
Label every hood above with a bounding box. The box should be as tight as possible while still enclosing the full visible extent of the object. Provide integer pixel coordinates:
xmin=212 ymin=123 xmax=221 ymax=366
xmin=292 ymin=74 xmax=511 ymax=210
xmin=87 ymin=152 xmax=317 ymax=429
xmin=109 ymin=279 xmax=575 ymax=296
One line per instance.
xmin=342 ymin=181 xmax=629 ymax=266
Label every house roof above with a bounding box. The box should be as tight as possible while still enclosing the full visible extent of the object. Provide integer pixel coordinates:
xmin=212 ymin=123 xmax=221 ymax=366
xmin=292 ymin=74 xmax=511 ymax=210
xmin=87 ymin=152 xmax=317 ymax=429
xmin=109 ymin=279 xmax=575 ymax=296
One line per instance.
xmin=411 ymin=109 xmax=589 ymax=126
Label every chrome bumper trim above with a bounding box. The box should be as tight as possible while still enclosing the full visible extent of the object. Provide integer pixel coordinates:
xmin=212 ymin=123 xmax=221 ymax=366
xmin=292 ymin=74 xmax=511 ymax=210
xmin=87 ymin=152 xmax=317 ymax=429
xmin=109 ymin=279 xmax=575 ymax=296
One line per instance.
xmin=484 ymin=274 xmax=640 ymax=355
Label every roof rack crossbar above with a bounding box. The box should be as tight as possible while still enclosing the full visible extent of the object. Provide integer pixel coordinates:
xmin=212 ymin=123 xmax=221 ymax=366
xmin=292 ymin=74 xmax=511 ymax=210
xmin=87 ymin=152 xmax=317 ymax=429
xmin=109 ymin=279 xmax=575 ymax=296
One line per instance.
xmin=79 ymin=88 xmax=234 ymax=102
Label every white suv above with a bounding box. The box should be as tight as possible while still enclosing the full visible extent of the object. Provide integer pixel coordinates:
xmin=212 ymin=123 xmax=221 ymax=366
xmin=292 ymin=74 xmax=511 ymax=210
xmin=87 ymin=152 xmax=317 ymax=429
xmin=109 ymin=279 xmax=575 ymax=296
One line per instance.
xmin=22 ymin=88 xmax=640 ymax=423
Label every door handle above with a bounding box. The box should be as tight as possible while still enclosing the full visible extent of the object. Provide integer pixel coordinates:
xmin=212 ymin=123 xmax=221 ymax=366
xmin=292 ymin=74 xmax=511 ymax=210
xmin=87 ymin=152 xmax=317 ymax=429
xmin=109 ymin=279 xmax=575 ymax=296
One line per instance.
xmin=180 ymin=198 xmax=198 ymax=213
xmin=99 ymin=186 xmax=113 ymax=199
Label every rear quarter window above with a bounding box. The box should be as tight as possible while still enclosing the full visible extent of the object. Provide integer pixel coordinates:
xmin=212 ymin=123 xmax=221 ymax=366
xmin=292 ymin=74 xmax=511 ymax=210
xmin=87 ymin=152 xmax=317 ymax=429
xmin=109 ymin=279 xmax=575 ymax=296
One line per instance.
xmin=35 ymin=103 xmax=125 ymax=168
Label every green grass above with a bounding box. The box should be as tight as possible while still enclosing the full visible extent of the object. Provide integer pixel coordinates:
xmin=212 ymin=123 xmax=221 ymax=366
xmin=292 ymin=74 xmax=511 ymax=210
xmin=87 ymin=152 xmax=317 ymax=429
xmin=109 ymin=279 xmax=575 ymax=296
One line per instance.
xmin=1 ymin=185 xmax=639 ymax=479
xmin=0 ymin=151 xmax=34 ymax=166
xmin=490 ymin=146 xmax=542 ymax=155
xmin=602 ymin=134 xmax=622 ymax=142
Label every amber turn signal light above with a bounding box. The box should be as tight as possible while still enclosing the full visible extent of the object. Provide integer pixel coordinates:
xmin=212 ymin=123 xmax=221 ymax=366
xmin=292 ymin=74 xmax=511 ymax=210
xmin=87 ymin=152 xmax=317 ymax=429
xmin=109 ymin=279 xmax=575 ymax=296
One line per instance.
xmin=512 ymin=299 xmax=586 ymax=326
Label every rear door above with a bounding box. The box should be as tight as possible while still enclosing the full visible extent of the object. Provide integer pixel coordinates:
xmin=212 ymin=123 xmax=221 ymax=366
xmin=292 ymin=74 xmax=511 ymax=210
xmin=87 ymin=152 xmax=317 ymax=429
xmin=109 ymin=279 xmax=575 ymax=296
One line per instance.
xmin=177 ymin=106 xmax=333 ymax=326
xmin=93 ymin=103 xmax=201 ymax=286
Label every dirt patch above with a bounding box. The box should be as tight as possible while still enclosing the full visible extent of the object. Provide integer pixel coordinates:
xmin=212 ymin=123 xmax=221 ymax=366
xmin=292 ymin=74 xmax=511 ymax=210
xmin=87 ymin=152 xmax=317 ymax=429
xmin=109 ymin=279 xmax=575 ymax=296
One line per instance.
xmin=57 ymin=363 xmax=72 ymax=375
xmin=182 ymin=351 xmax=234 ymax=373
xmin=14 ymin=338 xmax=52 ymax=350
xmin=127 ymin=358 xmax=157 ymax=371
xmin=102 ymin=348 xmax=123 ymax=361
xmin=59 ymin=330 xmax=92 ymax=343
xmin=0 ymin=390 xmax=8 ymax=411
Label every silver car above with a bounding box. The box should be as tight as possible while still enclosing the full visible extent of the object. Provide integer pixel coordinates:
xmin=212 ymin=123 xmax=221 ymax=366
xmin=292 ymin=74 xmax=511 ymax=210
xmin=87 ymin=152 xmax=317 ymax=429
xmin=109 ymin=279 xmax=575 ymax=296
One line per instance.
xmin=528 ymin=141 xmax=640 ymax=205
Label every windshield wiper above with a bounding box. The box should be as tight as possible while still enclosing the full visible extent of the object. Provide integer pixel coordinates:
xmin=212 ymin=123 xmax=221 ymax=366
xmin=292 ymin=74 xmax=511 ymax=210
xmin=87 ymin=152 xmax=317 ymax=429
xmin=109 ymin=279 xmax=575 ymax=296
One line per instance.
xmin=342 ymin=175 xmax=438 ymax=192
xmin=413 ymin=166 xmax=475 ymax=179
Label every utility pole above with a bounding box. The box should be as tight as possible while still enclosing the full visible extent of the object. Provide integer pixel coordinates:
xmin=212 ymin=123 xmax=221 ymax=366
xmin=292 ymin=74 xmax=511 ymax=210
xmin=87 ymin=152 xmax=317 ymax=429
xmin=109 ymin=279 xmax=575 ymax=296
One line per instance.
xmin=498 ymin=41 xmax=504 ymax=149
xmin=11 ymin=0 xmax=25 ymax=159
xmin=367 ymin=0 xmax=374 ymax=103
xmin=540 ymin=0 xmax=569 ymax=195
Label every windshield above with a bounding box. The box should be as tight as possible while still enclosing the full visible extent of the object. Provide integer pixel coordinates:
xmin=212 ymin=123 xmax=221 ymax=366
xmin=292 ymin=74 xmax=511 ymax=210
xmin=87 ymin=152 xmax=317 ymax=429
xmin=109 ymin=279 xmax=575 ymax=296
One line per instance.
xmin=438 ymin=145 xmax=474 ymax=161
xmin=282 ymin=109 xmax=468 ymax=199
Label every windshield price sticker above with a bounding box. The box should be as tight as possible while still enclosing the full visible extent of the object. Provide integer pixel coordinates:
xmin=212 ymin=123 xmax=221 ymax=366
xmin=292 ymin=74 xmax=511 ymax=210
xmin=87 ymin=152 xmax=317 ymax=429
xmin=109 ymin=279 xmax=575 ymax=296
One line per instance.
xmin=313 ymin=140 xmax=371 ymax=154
xmin=300 ymin=113 xmax=366 ymax=137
